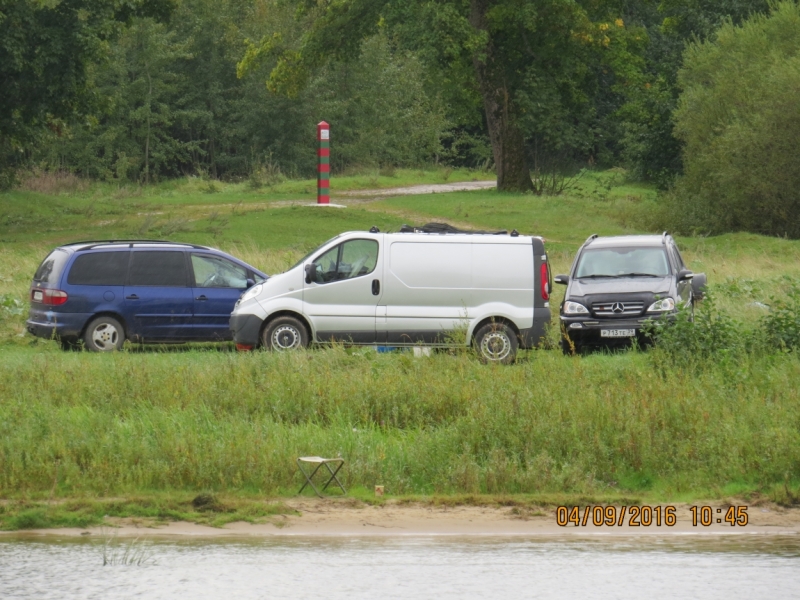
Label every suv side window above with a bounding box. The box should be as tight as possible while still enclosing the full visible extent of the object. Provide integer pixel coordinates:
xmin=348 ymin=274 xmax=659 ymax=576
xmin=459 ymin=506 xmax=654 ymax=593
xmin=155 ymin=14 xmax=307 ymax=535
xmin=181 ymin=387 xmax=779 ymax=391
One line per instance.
xmin=191 ymin=254 xmax=248 ymax=289
xmin=68 ymin=251 xmax=129 ymax=285
xmin=128 ymin=251 xmax=188 ymax=287
xmin=312 ymin=239 xmax=378 ymax=283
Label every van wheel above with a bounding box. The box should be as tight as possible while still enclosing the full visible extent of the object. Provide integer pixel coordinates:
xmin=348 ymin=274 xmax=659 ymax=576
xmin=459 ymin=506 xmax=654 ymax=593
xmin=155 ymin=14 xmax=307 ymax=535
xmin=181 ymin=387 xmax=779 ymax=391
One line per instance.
xmin=474 ymin=321 xmax=518 ymax=364
xmin=83 ymin=316 xmax=125 ymax=352
xmin=262 ymin=316 xmax=308 ymax=351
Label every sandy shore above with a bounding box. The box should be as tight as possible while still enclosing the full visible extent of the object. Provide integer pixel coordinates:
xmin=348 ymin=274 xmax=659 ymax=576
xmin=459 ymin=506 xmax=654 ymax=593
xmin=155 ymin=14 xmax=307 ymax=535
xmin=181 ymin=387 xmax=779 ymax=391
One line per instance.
xmin=3 ymin=500 xmax=800 ymax=538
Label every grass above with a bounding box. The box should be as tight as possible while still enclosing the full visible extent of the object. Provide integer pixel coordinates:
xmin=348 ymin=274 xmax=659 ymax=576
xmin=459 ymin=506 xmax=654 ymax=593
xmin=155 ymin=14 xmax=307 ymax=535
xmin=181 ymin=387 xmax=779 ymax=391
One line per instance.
xmin=1 ymin=167 xmax=799 ymax=529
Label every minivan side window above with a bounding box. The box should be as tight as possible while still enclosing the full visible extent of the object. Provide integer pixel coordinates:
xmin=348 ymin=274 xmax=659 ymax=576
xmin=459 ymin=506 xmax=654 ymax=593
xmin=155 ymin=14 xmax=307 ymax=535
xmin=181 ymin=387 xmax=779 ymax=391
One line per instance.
xmin=33 ymin=249 xmax=70 ymax=284
xmin=191 ymin=254 xmax=248 ymax=289
xmin=312 ymin=239 xmax=378 ymax=283
xmin=128 ymin=251 xmax=188 ymax=287
xmin=68 ymin=252 xmax=129 ymax=286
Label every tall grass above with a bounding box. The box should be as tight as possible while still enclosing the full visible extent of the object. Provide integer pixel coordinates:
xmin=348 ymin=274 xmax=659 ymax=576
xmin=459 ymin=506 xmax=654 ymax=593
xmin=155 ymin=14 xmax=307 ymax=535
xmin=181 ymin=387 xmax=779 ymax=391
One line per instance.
xmin=0 ymin=346 xmax=798 ymax=497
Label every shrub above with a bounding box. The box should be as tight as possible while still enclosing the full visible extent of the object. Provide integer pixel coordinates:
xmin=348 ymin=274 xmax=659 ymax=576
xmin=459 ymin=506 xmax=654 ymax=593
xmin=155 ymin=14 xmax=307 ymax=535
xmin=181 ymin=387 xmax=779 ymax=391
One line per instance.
xmin=762 ymin=281 xmax=800 ymax=351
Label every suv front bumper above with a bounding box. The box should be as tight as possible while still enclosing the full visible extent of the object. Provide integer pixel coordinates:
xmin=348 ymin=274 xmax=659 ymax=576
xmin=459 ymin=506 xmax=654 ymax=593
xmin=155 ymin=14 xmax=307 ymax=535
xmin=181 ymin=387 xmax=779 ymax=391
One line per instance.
xmin=560 ymin=313 xmax=673 ymax=345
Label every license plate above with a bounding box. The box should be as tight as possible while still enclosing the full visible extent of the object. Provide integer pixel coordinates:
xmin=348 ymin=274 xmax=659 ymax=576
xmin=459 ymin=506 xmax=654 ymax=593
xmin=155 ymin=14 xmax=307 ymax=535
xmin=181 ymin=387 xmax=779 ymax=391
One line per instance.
xmin=601 ymin=329 xmax=635 ymax=338
xmin=32 ymin=291 xmax=43 ymax=302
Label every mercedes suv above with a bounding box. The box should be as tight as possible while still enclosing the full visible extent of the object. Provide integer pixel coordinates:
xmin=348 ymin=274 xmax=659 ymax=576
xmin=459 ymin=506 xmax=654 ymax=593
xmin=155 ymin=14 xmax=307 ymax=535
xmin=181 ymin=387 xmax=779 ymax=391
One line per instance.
xmin=555 ymin=233 xmax=706 ymax=353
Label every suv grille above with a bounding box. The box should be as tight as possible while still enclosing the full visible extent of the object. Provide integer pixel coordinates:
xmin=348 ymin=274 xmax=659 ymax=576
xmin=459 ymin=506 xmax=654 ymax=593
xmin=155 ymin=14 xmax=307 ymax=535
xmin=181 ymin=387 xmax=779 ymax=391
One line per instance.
xmin=592 ymin=301 xmax=644 ymax=317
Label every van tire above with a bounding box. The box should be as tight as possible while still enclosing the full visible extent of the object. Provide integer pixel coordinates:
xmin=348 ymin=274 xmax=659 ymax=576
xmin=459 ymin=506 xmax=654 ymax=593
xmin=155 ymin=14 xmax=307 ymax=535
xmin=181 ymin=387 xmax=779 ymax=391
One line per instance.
xmin=83 ymin=316 xmax=125 ymax=352
xmin=262 ymin=316 xmax=309 ymax=351
xmin=474 ymin=321 xmax=518 ymax=364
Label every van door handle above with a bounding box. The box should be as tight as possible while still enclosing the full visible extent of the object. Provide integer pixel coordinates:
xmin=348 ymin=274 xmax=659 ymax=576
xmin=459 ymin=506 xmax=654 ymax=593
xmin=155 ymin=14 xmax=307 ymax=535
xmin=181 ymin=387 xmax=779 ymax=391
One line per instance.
xmin=196 ymin=295 xmax=207 ymax=301
xmin=125 ymin=294 xmax=139 ymax=300
xmin=372 ymin=280 xmax=380 ymax=295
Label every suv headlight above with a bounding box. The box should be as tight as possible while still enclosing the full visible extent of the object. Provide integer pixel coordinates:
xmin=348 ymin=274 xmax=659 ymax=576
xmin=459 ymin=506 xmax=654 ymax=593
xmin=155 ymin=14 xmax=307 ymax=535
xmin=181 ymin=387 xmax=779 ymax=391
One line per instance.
xmin=563 ymin=301 xmax=589 ymax=315
xmin=240 ymin=284 xmax=263 ymax=303
xmin=647 ymin=297 xmax=675 ymax=312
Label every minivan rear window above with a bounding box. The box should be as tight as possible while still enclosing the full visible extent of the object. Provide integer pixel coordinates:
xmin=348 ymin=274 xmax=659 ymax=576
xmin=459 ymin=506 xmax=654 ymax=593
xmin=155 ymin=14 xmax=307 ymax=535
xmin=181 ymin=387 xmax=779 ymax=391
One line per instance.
xmin=68 ymin=252 xmax=129 ymax=286
xmin=128 ymin=251 xmax=188 ymax=287
xmin=33 ymin=249 xmax=70 ymax=284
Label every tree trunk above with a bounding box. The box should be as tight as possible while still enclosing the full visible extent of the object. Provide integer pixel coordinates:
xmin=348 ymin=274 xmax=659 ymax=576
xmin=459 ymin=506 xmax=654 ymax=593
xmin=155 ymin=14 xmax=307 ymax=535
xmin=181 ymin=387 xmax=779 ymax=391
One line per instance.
xmin=470 ymin=0 xmax=533 ymax=193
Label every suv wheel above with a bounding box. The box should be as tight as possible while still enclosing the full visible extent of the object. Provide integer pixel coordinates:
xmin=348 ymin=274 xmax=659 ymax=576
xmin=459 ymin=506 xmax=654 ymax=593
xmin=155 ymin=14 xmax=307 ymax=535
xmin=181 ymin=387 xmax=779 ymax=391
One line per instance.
xmin=262 ymin=316 xmax=309 ymax=351
xmin=474 ymin=321 xmax=518 ymax=364
xmin=83 ymin=316 xmax=125 ymax=352
xmin=560 ymin=335 xmax=582 ymax=356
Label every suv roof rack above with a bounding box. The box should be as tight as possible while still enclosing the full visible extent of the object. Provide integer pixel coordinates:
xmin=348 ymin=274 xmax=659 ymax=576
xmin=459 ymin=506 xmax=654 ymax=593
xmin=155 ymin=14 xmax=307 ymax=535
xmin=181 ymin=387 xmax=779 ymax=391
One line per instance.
xmin=398 ymin=222 xmax=509 ymax=235
xmin=68 ymin=240 xmax=209 ymax=251
xmin=584 ymin=233 xmax=598 ymax=245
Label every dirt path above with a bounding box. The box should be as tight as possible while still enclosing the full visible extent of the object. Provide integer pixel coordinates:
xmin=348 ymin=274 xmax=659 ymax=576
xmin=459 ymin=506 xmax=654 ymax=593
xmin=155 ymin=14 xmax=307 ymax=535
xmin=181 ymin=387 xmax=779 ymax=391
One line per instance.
xmin=5 ymin=500 xmax=799 ymax=538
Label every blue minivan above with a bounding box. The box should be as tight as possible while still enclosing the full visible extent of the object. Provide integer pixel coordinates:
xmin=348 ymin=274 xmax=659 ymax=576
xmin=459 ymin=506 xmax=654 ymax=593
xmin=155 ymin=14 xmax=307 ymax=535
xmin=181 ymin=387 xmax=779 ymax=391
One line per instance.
xmin=26 ymin=241 xmax=268 ymax=351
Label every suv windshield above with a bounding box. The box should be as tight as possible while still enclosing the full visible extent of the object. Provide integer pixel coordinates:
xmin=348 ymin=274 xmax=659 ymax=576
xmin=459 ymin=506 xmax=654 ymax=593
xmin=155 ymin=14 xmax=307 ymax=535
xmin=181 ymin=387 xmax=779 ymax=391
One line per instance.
xmin=575 ymin=247 xmax=670 ymax=278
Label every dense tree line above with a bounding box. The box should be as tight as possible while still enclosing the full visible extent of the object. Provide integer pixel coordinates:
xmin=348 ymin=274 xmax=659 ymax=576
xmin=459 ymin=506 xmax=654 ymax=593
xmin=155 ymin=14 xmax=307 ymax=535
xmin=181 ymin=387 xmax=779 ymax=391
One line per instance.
xmin=5 ymin=0 xmax=799 ymax=236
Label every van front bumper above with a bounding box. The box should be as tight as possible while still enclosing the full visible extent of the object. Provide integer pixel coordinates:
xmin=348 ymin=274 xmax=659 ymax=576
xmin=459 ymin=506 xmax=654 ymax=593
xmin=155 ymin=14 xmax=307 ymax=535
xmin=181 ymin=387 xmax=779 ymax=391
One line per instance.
xmin=230 ymin=313 xmax=264 ymax=349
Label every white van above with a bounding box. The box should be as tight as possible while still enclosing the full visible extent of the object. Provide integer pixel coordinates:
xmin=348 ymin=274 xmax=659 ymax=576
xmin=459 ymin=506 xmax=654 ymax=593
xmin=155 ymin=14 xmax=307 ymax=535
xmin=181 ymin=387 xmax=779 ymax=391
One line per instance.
xmin=230 ymin=225 xmax=552 ymax=363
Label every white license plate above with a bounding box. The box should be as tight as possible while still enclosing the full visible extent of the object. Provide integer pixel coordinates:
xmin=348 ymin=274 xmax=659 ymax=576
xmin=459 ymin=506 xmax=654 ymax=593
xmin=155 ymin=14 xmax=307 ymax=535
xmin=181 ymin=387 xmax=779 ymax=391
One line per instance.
xmin=32 ymin=291 xmax=43 ymax=302
xmin=601 ymin=329 xmax=636 ymax=338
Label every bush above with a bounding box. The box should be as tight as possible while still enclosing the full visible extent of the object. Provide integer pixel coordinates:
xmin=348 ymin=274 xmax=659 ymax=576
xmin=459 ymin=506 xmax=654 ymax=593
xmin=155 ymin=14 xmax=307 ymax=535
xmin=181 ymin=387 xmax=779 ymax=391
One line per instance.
xmin=762 ymin=281 xmax=800 ymax=351
xmin=667 ymin=2 xmax=800 ymax=237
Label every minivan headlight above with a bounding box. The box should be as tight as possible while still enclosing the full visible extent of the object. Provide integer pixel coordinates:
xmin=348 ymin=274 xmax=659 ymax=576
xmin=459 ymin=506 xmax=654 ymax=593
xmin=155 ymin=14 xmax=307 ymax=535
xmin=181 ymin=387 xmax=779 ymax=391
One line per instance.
xmin=563 ymin=301 xmax=589 ymax=315
xmin=240 ymin=284 xmax=263 ymax=303
xmin=647 ymin=297 xmax=675 ymax=312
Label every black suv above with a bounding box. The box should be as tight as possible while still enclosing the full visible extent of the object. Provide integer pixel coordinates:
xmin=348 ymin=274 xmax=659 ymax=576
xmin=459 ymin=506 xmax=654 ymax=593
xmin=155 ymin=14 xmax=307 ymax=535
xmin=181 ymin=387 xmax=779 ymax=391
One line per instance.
xmin=555 ymin=233 xmax=706 ymax=353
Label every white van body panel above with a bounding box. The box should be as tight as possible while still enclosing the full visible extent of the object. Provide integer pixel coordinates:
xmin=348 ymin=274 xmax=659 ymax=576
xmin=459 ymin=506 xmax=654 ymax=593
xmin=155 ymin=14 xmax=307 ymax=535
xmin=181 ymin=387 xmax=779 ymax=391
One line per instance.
xmin=235 ymin=230 xmax=549 ymax=347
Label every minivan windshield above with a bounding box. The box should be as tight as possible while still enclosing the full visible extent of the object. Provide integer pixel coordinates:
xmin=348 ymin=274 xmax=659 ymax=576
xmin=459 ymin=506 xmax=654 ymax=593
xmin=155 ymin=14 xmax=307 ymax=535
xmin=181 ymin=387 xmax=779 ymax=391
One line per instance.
xmin=289 ymin=235 xmax=342 ymax=271
xmin=33 ymin=249 xmax=70 ymax=284
xmin=575 ymin=247 xmax=670 ymax=278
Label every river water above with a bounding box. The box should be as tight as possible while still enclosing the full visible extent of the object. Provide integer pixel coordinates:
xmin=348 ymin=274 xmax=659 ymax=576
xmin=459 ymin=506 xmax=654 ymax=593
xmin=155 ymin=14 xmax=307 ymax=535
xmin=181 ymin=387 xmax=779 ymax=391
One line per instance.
xmin=1 ymin=535 xmax=799 ymax=599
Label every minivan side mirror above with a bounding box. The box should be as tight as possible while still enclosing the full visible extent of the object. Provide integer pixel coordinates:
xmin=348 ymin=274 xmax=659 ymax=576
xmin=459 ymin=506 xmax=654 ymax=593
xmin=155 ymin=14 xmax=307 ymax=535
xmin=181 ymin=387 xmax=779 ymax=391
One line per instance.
xmin=245 ymin=278 xmax=256 ymax=288
xmin=304 ymin=263 xmax=316 ymax=284
xmin=554 ymin=274 xmax=569 ymax=285
xmin=677 ymin=268 xmax=694 ymax=282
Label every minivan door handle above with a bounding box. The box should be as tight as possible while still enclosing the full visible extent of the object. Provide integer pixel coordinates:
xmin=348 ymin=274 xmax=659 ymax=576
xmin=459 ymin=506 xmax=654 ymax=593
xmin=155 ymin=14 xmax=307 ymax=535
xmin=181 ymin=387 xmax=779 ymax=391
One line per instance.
xmin=195 ymin=295 xmax=207 ymax=301
xmin=125 ymin=294 xmax=139 ymax=300
xmin=372 ymin=279 xmax=380 ymax=296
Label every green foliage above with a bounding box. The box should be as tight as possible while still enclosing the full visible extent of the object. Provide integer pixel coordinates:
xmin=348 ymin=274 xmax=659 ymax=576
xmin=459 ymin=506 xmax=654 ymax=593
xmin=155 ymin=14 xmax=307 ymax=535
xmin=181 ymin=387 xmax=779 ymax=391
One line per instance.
xmin=645 ymin=293 xmax=747 ymax=367
xmin=668 ymin=1 xmax=800 ymax=237
xmin=762 ymin=280 xmax=800 ymax=351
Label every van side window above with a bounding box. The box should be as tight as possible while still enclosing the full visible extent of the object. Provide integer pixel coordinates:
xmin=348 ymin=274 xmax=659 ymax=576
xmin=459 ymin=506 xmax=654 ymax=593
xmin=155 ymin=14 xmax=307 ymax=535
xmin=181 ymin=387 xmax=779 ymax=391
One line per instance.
xmin=312 ymin=239 xmax=378 ymax=283
xmin=68 ymin=252 xmax=129 ymax=286
xmin=128 ymin=251 xmax=188 ymax=287
xmin=191 ymin=254 xmax=248 ymax=288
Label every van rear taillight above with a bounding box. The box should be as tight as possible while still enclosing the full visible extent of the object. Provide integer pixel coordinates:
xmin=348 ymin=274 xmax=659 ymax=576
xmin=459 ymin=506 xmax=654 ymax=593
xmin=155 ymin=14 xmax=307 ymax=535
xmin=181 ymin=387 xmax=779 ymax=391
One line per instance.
xmin=33 ymin=289 xmax=68 ymax=306
xmin=540 ymin=263 xmax=549 ymax=301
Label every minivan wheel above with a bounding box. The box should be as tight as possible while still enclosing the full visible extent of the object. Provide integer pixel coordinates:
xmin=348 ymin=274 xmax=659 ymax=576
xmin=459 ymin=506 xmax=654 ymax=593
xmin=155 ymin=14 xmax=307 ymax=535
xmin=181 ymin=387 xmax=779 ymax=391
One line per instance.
xmin=474 ymin=321 xmax=518 ymax=364
xmin=262 ymin=316 xmax=309 ymax=351
xmin=83 ymin=316 xmax=125 ymax=352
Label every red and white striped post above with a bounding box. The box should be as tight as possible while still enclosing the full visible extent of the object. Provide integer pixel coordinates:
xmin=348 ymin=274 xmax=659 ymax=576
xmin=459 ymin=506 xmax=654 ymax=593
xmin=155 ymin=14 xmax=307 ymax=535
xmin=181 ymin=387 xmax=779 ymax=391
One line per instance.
xmin=317 ymin=121 xmax=330 ymax=204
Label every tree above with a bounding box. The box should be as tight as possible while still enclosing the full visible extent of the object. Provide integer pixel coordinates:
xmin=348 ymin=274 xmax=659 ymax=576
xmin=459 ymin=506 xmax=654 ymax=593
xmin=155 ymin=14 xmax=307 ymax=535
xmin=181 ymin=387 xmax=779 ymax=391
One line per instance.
xmin=240 ymin=0 xmax=624 ymax=192
xmin=0 ymin=0 xmax=173 ymax=187
xmin=667 ymin=1 xmax=800 ymax=237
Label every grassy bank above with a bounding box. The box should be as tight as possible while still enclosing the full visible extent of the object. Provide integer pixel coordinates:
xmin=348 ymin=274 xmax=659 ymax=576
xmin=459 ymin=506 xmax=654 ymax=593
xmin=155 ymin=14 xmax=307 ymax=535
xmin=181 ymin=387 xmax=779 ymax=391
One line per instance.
xmin=1 ymin=169 xmax=800 ymax=529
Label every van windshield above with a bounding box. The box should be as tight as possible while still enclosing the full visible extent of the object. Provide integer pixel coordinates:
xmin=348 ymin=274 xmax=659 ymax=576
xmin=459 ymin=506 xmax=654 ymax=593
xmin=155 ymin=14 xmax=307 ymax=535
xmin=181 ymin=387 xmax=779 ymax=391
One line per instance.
xmin=575 ymin=247 xmax=670 ymax=278
xmin=289 ymin=235 xmax=341 ymax=271
xmin=33 ymin=249 xmax=70 ymax=284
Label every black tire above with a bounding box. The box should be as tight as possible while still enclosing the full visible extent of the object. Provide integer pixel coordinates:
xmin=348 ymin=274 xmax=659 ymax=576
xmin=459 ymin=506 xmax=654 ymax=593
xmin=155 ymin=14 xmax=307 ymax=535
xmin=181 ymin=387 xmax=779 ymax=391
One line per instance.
xmin=474 ymin=321 xmax=518 ymax=364
xmin=83 ymin=316 xmax=125 ymax=352
xmin=262 ymin=316 xmax=309 ymax=351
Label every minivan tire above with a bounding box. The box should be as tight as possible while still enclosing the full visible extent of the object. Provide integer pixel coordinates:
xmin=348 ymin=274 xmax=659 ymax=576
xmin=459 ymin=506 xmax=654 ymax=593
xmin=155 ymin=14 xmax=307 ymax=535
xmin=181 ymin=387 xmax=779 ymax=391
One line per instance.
xmin=474 ymin=321 xmax=518 ymax=364
xmin=83 ymin=316 xmax=125 ymax=352
xmin=262 ymin=316 xmax=309 ymax=351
